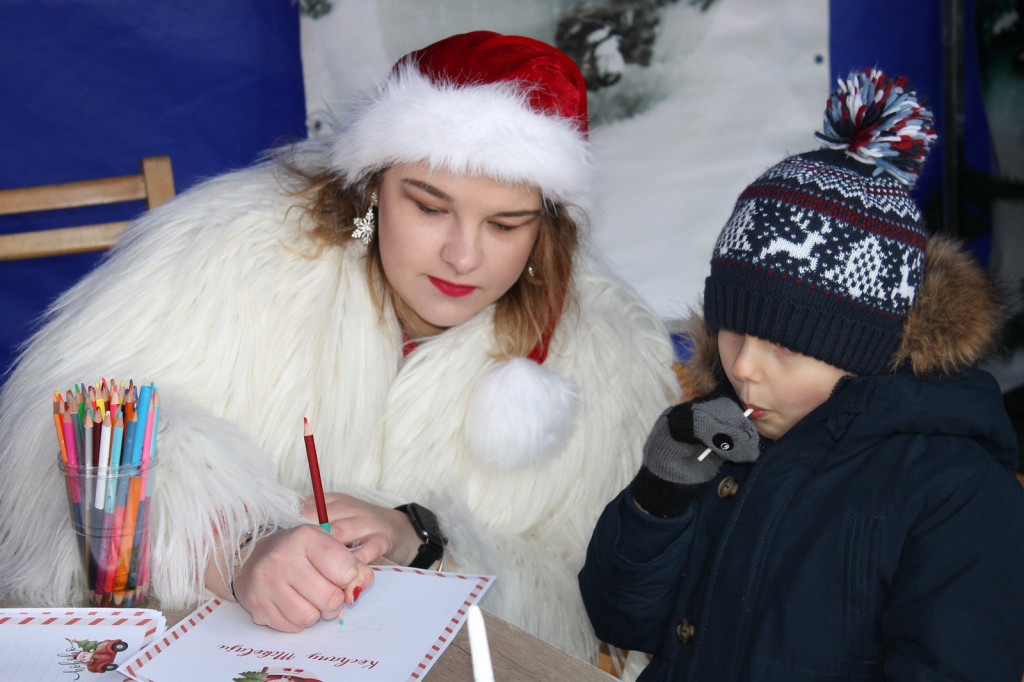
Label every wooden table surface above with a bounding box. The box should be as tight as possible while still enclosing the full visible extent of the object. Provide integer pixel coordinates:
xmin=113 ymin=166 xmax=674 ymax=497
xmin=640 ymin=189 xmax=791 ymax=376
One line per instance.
xmin=420 ymin=607 xmax=617 ymax=681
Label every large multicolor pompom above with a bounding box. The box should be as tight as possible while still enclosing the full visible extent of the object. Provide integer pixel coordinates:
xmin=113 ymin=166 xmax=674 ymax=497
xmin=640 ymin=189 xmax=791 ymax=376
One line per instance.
xmin=815 ymin=68 xmax=937 ymax=187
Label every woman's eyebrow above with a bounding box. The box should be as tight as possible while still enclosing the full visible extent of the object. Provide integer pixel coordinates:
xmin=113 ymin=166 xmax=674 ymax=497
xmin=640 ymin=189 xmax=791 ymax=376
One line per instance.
xmin=402 ymin=178 xmax=542 ymax=218
xmin=403 ymin=178 xmax=452 ymax=202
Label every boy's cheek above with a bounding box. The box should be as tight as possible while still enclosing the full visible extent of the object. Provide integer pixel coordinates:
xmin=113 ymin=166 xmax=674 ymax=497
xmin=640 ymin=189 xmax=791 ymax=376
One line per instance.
xmin=753 ymin=413 xmax=796 ymax=441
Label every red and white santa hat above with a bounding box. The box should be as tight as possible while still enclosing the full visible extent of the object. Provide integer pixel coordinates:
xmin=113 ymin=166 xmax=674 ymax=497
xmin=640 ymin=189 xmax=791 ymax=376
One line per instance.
xmin=327 ymin=31 xmax=593 ymax=469
xmin=328 ymin=30 xmax=593 ymax=224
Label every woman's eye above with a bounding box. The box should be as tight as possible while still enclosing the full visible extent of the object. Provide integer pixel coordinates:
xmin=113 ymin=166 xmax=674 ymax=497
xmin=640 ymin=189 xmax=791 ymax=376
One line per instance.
xmin=490 ymin=221 xmax=516 ymax=232
xmin=415 ymin=201 xmax=443 ymax=216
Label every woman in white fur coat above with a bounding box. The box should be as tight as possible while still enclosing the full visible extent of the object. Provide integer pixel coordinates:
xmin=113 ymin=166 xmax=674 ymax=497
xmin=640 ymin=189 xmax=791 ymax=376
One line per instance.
xmin=0 ymin=31 xmax=679 ymax=665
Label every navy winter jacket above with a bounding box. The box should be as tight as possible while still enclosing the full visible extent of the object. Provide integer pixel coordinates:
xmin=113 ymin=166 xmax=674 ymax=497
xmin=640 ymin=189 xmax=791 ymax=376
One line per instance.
xmin=579 ymin=368 xmax=1024 ymax=681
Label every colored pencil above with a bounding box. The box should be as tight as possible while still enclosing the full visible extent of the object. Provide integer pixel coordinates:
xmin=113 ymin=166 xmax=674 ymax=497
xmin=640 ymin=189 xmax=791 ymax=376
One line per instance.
xmin=136 ymin=390 xmax=158 ymax=595
xmin=114 ymin=469 xmax=143 ymax=603
xmin=128 ymin=388 xmax=157 ymax=595
xmin=106 ymin=416 xmax=132 ymax=598
xmin=120 ymin=407 xmax=139 ymax=471
xmin=128 ymin=384 xmax=152 ymax=466
xmin=112 ymin=384 xmax=152 ymax=602
xmin=51 ymin=379 xmax=159 ymax=605
xmin=62 ymin=413 xmax=80 ymax=503
xmin=82 ymin=408 xmax=95 ymax=523
xmin=53 ymin=393 xmax=67 ymax=465
xmin=95 ymin=411 xmax=112 ymax=510
xmin=81 ymin=407 xmax=98 ymax=593
xmin=303 ymin=417 xmax=330 ymax=532
xmin=96 ymin=412 xmax=125 ymax=603
xmin=91 ymin=406 xmax=102 ymax=466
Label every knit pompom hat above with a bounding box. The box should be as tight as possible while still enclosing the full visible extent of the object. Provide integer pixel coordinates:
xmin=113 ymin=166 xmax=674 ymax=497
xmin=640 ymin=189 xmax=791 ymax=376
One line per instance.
xmin=704 ymin=69 xmax=938 ymax=375
xmin=327 ymin=31 xmax=592 ymax=469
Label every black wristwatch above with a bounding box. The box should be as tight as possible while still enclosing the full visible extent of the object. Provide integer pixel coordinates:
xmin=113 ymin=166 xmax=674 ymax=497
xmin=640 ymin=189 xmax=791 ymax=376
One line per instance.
xmin=395 ymin=503 xmax=448 ymax=569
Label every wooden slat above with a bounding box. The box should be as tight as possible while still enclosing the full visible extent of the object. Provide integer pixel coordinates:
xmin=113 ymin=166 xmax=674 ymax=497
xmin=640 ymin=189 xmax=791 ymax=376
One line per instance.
xmin=0 ymin=156 xmax=174 ymax=260
xmin=0 ymin=221 xmax=128 ymax=260
xmin=0 ymin=175 xmax=147 ymax=215
xmin=140 ymin=156 xmax=175 ymax=209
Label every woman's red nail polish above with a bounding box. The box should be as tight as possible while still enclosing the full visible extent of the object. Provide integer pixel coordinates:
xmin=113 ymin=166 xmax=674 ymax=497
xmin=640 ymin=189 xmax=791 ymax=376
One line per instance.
xmin=353 ymin=586 xmax=363 ymax=601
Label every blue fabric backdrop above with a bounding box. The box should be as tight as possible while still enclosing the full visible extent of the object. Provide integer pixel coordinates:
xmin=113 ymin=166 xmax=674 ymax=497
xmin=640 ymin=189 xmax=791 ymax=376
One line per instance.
xmin=829 ymin=1 xmax=993 ymax=230
xmin=0 ymin=0 xmax=987 ymax=376
xmin=0 ymin=1 xmax=306 ymax=375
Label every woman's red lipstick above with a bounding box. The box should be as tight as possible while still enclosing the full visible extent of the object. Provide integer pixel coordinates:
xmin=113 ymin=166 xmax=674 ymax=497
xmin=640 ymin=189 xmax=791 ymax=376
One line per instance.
xmin=429 ymin=276 xmax=475 ymax=298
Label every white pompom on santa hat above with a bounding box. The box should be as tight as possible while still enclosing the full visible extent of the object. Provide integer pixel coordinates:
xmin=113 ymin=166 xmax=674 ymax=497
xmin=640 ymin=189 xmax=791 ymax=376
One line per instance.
xmin=326 ymin=31 xmax=594 ymax=469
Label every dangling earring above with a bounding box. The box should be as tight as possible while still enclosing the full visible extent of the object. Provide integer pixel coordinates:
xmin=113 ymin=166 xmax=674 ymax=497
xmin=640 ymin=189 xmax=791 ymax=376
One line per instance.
xmin=527 ymin=264 xmax=537 ymax=279
xmin=352 ymin=191 xmax=378 ymax=245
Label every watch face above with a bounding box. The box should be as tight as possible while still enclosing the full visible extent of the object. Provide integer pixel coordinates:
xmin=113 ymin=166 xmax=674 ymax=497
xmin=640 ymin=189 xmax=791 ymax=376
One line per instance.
xmin=407 ymin=503 xmax=445 ymax=543
xmin=399 ymin=503 xmax=447 ymax=570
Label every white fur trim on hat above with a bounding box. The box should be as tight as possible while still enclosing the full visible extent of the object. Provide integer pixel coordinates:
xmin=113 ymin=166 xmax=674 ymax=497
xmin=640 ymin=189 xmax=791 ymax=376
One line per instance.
xmin=465 ymin=357 xmax=579 ymax=470
xmin=328 ymin=64 xmax=594 ymax=219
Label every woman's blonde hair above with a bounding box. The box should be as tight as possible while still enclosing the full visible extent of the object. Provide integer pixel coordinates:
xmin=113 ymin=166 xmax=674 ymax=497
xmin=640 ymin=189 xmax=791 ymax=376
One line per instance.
xmin=283 ymin=161 xmax=580 ymax=359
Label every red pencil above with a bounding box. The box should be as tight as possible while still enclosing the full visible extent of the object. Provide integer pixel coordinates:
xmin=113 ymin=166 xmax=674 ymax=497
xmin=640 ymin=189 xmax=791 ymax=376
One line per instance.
xmin=53 ymin=393 xmax=68 ymax=465
xmin=303 ymin=417 xmax=330 ymax=532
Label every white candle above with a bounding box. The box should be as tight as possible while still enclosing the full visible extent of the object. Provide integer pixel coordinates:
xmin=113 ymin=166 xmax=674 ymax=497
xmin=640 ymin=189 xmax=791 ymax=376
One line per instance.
xmin=468 ymin=604 xmax=495 ymax=682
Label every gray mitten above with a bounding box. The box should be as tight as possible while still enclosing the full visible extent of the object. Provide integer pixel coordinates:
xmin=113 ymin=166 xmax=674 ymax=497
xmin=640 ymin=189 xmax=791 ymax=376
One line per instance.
xmin=642 ymin=396 xmax=760 ymax=486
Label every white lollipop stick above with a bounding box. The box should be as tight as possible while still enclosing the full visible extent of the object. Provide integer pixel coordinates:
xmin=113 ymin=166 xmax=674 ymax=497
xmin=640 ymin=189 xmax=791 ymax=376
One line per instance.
xmin=468 ymin=604 xmax=495 ymax=682
xmin=696 ymin=408 xmax=754 ymax=461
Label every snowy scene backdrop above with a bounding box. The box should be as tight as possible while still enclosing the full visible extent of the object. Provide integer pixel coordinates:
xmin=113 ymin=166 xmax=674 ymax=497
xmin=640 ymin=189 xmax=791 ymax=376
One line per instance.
xmin=299 ymin=0 xmax=828 ymax=323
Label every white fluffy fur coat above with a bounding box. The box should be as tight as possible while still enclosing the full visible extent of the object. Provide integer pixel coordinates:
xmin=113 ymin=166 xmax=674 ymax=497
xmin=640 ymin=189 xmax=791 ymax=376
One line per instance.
xmin=0 ymin=159 xmax=679 ymax=663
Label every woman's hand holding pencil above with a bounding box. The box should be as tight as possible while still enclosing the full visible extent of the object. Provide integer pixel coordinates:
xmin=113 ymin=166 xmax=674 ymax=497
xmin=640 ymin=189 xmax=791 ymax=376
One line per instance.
xmin=225 ymin=417 xmax=374 ymax=633
xmin=230 ymin=523 xmax=374 ymax=632
xmin=301 ymin=417 xmax=433 ymax=571
xmin=299 ymin=492 xmax=426 ymax=568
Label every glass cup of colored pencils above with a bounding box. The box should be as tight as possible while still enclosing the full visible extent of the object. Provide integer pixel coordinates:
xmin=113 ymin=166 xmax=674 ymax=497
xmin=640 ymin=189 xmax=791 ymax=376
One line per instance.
xmin=55 ymin=380 xmax=159 ymax=607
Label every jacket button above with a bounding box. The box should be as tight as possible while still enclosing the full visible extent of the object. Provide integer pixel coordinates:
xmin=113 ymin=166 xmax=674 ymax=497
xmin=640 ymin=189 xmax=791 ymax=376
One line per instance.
xmin=676 ymin=618 xmax=696 ymax=644
xmin=717 ymin=475 xmax=740 ymax=499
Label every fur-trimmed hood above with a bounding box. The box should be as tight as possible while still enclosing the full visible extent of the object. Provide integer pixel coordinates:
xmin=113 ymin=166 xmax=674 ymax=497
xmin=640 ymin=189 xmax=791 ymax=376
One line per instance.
xmin=677 ymin=235 xmax=1007 ymax=396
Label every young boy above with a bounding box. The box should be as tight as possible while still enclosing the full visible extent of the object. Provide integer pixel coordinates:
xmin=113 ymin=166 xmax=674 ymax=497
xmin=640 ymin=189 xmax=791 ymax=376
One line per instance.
xmin=579 ymin=70 xmax=1024 ymax=681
